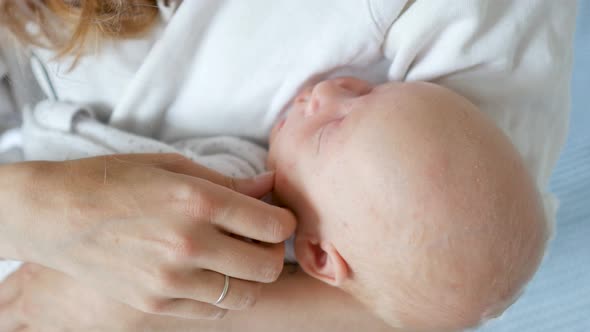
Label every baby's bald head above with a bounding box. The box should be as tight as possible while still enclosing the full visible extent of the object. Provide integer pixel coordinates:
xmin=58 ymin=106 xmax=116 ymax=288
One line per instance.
xmin=269 ymin=79 xmax=548 ymax=331
xmin=336 ymin=82 xmax=548 ymax=330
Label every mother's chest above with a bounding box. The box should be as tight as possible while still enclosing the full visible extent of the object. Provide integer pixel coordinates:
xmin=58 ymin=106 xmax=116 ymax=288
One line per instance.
xmin=38 ymin=1 xmax=386 ymax=142
xmin=163 ymin=1 xmax=385 ymax=142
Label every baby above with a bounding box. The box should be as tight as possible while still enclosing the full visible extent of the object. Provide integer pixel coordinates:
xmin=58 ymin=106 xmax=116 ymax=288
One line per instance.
xmin=14 ymin=76 xmax=549 ymax=332
xmin=267 ymin=77 xmax=549 ymax=331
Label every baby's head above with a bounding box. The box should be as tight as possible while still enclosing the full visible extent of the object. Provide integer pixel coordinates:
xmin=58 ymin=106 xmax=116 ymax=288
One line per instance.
xmin=268 ymin=78 xmax=548 ymax=331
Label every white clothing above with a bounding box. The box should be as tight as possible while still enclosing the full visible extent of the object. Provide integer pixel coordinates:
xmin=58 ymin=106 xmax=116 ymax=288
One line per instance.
xmin=21 ymin=101 xmax=267 ymax=178
xmin=0 ymin=0 xmax=577 ymax=279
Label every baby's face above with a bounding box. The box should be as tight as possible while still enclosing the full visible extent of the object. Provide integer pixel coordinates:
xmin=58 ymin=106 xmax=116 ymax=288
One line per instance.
xmin=268 ymin=77 xmax=446 ymax=326
xmin=268 ymin=77 xmax=398 ymax=244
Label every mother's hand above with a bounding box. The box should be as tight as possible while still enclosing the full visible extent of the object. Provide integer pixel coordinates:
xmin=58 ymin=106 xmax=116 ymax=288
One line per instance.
xmin=0 ymin=264 xmax=146 ymax=332
xmin=0 ymin=154 xmax=296 ymax=319
xmin=0 ymin=264 xmax=233 ymax=332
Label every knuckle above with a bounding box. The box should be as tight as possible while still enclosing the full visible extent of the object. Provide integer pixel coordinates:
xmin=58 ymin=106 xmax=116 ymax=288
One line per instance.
xmin=235 ymin=291 xmax=258 ymax=309
xmin=151 ymin=268 xmax=178 ymax=294
xmin=170 ymin=181 xmax=198 ymax=202
xmin=217 ymin=308 xmax=229 ymax=319
xmin=167 ymin=232 xmax=202 ymax=261
xmin=208 ymin=308 xmax=228 ymax=320
xmin=173 ymin=182 xmax=215 ymax=219
xmin=155 ymin=232 xmax=203 ymax=264
xmin=223 ymin=176 xmax=238 ymax=191
xmin=140 ymin=297 xmax=167 ymax=314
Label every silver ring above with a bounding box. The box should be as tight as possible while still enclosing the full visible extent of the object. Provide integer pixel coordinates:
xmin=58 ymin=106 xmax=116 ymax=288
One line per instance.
xmin=215 ymin=275 xmax=230 ymax=305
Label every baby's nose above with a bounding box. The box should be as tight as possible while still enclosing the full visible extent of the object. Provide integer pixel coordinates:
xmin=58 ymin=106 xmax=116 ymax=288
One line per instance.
xmin=306 ymin=77 xmax=372 ymax=117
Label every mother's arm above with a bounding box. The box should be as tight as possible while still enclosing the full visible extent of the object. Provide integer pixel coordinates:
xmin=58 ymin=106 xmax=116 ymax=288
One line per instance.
xmin=0 ymin=264 xmax=396 ymax=332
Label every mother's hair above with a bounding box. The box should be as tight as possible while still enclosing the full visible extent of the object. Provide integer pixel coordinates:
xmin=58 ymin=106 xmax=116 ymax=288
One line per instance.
xmin=0 ymin=0 xmax=159 ymax=57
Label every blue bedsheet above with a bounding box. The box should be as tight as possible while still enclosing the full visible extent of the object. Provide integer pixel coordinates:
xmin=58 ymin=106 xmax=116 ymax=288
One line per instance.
xmin=477 ymin=1 xmax=590 ymax=331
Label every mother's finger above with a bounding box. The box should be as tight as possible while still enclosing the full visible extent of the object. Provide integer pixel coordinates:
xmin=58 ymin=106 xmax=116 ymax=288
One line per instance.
xmin=147 ymin=298 xmax=227 ymax=320
xmin=0 ymin=277 xmax=20 ymax=307
xmin=189 ymin=178 xmax=296 ymax=243
xmin=158 ymin=154 xmax=275 ymax=197
xmin=160 ymin=269 xmax=262 ymax=310
xmin=198 ymin=231 xmax=285 ymax=283
xmin=109 ymin=154 xmax=296 ymax=243
xmin=118 ymin=153 xmax=274 ymax=198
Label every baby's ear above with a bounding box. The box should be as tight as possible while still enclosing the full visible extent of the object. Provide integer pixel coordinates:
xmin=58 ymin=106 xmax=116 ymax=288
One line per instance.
xmin=294 ymin=236 xmax=349 ymax=287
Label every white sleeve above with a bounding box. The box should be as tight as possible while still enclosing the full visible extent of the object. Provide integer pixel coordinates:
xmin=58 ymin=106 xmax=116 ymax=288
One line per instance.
xmin=0 ymin=45 xmax=26 ymax=164
xmin=0 ymin=261 xmax=22 ymax=282
xmin=381 ymin=0 xmax=576 ymax=229
xmin=0 ymin=54 xmax=20 ymax=135
xmin=171 ymin=136 xmax=268 ymax=178
xmin=21 ymin=100 xmax=267 ymax=178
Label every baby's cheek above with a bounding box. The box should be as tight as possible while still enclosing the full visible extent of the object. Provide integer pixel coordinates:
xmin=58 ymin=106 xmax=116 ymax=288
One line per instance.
xmin=275 ymin=163 xmax=299 ymax=192
xmin=286 ymin=159 xmax=297 ymax=171
xmin=277 ymin=146 xmax=298 ymax=172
